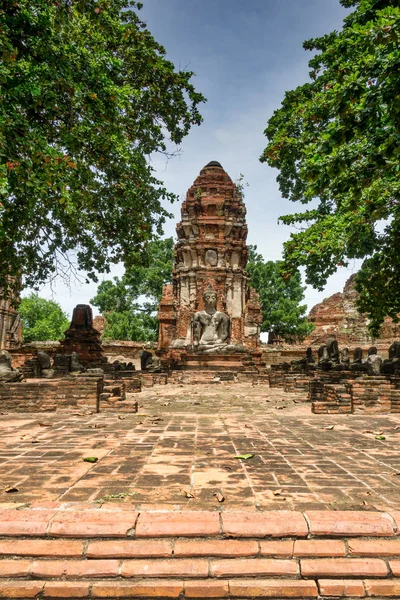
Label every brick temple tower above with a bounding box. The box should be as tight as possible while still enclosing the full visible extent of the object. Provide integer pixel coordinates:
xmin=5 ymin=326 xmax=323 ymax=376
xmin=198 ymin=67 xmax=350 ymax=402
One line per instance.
xmin=157 ymin=161 xmax=262 ymax=370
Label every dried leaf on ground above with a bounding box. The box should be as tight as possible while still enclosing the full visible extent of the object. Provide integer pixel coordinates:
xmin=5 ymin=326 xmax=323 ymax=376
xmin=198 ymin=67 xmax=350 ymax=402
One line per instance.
xmin=38 ymin=422 xmax=51 ymax=427
xmin=118 ymin=416 xmax=126 ymax=420
xmin=214 ymin=491 xmax=225 ymax=502
xmin=273 ymin=489 xmax=283 ymax=496
xmin=182 ymin=490 xmax=195 ymax=498
xmin=5 ymin=486 xmax=18 ymax=493
xmin=324 ymin=425 xmax=335 ymax=430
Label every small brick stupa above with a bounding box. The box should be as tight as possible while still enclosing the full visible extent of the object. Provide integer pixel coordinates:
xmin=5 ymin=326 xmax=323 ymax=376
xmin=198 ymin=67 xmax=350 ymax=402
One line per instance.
xmin=157 ymin=161 xmax=262 ymax=371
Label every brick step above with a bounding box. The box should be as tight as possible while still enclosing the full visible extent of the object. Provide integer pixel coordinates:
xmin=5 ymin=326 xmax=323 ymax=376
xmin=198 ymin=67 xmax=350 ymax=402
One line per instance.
xmin=0 ymin=507 xmax=399 ymax=598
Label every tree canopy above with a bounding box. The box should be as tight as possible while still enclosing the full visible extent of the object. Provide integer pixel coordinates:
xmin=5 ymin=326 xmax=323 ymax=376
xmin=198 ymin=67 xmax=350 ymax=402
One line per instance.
xmin=247 ymin=247 xmax=313 ymax=343
xmin=0 ymin=0 xmax=204 ymax=299
xmin=90 ymin=237 xmax=174 ymax=340
xmin=19 ymin=293 xmax=70 ymax=342
xmin=262 ymin=0 xmax=400 ymax=336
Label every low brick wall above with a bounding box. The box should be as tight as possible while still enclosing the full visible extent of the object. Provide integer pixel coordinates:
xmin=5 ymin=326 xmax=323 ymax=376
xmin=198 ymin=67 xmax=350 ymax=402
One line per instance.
xmin=0 ymin=377 xmax=102 ymax=412
xmin=311 ymin=375 xmax=400 ymax=414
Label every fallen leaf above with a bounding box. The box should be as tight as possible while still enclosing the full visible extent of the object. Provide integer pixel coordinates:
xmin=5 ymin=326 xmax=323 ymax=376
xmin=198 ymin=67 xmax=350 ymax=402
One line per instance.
xmin=118 ymin=416 xmax=126 ymax=420
xmin=183 ymin=490 xmax=195 ymax=498
xmin=234 ymin=453 xmax=255 ymax=460
xmin=273 ymin=489 xmax=282 ymax=496
xmin=38 ymin=423 xmax=51 ymax=427
xmin=214 ymin=491 xmax=225 ymax=502
xmin=31 ymin=440 xmax=40 ymax=444
xmin=83 ymin=457 xmax=98 ymax=463
xmin=4 ymin=486 xmax=18 ymax=493
xmin=324 ymin=425 xmax=335 ymax=430
xmin=162 ymin=402 xmax=170 ymax=406
xmin=89 ymin=424 xmax=106 ymax=429
xmin=375 ymin=435 xmax=386 ymax=441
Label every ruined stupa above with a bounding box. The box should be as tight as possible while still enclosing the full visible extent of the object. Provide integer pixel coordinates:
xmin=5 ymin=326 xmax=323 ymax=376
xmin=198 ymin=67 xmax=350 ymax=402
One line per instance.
xmin=157 ymin=161 xmax=262 ymax=370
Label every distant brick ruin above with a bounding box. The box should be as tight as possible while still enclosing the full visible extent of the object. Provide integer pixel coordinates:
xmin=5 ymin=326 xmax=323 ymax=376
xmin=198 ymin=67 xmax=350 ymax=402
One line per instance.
xmin=0 ymin=295 xmax=22 ymax=350
xmin=304 ymin=274 xmax=400 ymax=346
xmin=157 ymin=161 xmax=263 ymax=372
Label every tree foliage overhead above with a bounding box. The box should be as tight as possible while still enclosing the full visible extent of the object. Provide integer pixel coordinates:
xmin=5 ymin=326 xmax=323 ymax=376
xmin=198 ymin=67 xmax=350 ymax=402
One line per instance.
xmin=246 ymin=246 xmax=314 ymax=344
xmin=90 ymin=237 xmax=174 ymax=341
xmin=262 ymin=0 xmax=400 ymax=336
xmin=19 ymin=293 xmax=70 ymax=342
xmin=0 ymin=0 xmax=204 ymax=298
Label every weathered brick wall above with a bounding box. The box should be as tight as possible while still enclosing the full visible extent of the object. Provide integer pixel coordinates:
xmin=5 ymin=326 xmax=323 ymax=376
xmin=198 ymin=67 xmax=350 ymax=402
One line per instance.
xmin=0 ymin=377 xmax=102 ymax=412
xmin=311 ymin=375 xmax=400 ymax=414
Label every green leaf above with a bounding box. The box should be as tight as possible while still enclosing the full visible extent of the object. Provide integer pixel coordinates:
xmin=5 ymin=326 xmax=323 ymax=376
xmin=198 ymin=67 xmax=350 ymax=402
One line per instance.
xmin=375 ymin=435 xmax=386 ymax=441
xmin=234 ymin=453 xmax=255 ymax=460
xmin=83 ymin=457 xmax=98 ymax=463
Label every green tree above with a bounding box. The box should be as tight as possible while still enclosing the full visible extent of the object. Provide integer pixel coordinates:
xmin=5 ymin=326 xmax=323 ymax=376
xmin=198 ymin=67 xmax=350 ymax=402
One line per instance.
xmin=261 ymin=0 xmax=400 ymax=336
xmin=247 ymin=247 xmax=314 ymax=344
xmin=91 ymin=237 xmax=174 ymax=340
xmin=19 ymin=293 xmax=70 ymax=342
xmin=0 ymin=1 xmax=204 ymax=300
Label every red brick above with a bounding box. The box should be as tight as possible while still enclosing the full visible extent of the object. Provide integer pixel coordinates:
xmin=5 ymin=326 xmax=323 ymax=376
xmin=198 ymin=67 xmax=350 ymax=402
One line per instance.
xmin=185 ymin=580 xmax=229 ymax=598
xmin=390 ymin=560 xmax=400 ymax=575
xmin=0 ymin=581 xmax=44 ymax=598
xmin=364 ymin=579 xmax=400 ymax=596
xmin=43 ymin=582 xmax=90 ymax=598
xmin=306 ymin=510 xmax=394 ymax=536
xmin=0 ymin=539 xmax=83 ymax=557
xmin=135 ymin=512 xmax=219 ymax=537
xmin=87 ymin=540 xmax=171 ymax=558
xmin=211 ymin=558 xmax=297 ymax=577
xmin=222 ymin=511 xmax=307 ymax=538
xmin=91 ymin=581 xmax=183 ymax=598
xmin=30 ymin=559 xmax=119 ymax=578
xmin=318 ymin=579 xmax=365 ymax=597
xmin=229 ymin=579 xmax=318 ymax=598
xmin=121 ymin=558 xmax=208 ymax=578
xmin=0 ymin=509 xmax=55 ymax=536
xmin=301 ymin=558 xmax=388 ymax=577
xmin=387 ymin=510 xmax=400 ymax=533
xmin=0 ymin=560 xmax=30 ymax=577
xmin=294 ymin=539 xmax=346 ymax=557
xmin=349 ymin=539 xmax=400 ymax=556
xmin=259 ymin=541 xmax=293 ymax=557
xmin=174 ymin=540 xmax=258 ymax=557
xmin=49 ymin=510 xmax=138 ymax=538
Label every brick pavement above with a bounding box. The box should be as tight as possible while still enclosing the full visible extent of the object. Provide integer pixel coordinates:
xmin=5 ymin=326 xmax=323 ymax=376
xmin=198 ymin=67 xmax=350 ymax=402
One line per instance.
xmin=1 ymin=382 xmax=400 ymax=597
xmin=0 ymin=383 xmax=399 ymax=509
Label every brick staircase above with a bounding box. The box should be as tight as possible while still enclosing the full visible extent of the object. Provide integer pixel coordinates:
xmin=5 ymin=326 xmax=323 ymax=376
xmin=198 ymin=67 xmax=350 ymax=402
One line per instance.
xmin=0 ymin=506 xmax=400 ymax=598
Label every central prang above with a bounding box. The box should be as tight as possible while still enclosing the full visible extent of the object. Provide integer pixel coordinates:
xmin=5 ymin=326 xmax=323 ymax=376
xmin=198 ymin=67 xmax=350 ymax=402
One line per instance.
xmin=157 ymin=160 xmax=263 ymax=369
xmin=193 ymin=288 xmax=229 ymax=351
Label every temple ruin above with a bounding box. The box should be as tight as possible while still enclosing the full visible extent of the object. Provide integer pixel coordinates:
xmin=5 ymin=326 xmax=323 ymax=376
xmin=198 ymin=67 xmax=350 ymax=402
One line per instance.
xmin=157 ymin=160 xmax=263 ymax=372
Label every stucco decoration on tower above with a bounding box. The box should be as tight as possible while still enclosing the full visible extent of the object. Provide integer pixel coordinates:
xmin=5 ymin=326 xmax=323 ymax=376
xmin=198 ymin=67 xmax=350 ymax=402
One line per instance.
xmin=157 ymin=161 xmax=262 ymax=367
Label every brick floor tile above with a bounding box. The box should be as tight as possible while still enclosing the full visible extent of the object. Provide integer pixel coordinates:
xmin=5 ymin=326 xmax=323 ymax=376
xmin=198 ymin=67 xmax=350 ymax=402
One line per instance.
xmin=259 ymin=541 xmax=294 ymax=557
xmin=229 ymin=579 xmax=318 ymax=597
xmin=0 ymin=560 xmax=30 ymax=577
xmin=390 ymin=559 xmax=400 ymax=575
xmin=222 ymin=511 xmax=307 ymax=537
xmin=306 ymin=510 xmax=394 ymax=536
xmin=43 ymin=581 xmax=90 ymax=598
xmin=184 ymin=580 xmax=229 ymax=597
xmin=0 ymin=539 xmax=83 ymax=557
xmin=211 ymin=558 xmax=297 ymax=577
xmin=87 ymin=540 xmax=171 ymax=558
xmin=318 ymin=579 xmax=365 ymax=597
xmin=121 ymin=558 xmax=208 ymax=578
xmin=135 ymin=512 xmax=219 ymax=537
xmin=349 ymin=539 xmax=400 ymax=556
xmin=91 ymin=581 xmax=184 ymax=597
xmin=301 ymin=557 xmax=388 ymax=577
xmin=49 ymin=510 xmax=138 ymax=537
xmin=364 ymin=579 xmax=400 ymax=597
xmin=0 ymin=509 xmax=55 ymax=536
xmin=0 ymin=581 xmax=44 ymax=598
xmin=174 ymin=540 xmax=258 ymax=557
xmin=30 ymin=559 xmax=119 ymax=578
xmin=294 ymin=539 xmax=346 ymax=557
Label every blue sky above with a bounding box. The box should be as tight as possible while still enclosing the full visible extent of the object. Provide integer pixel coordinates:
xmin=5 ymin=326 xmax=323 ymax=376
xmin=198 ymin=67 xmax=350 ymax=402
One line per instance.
xmin=34 ymin=0 xmax=361 ymax=320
